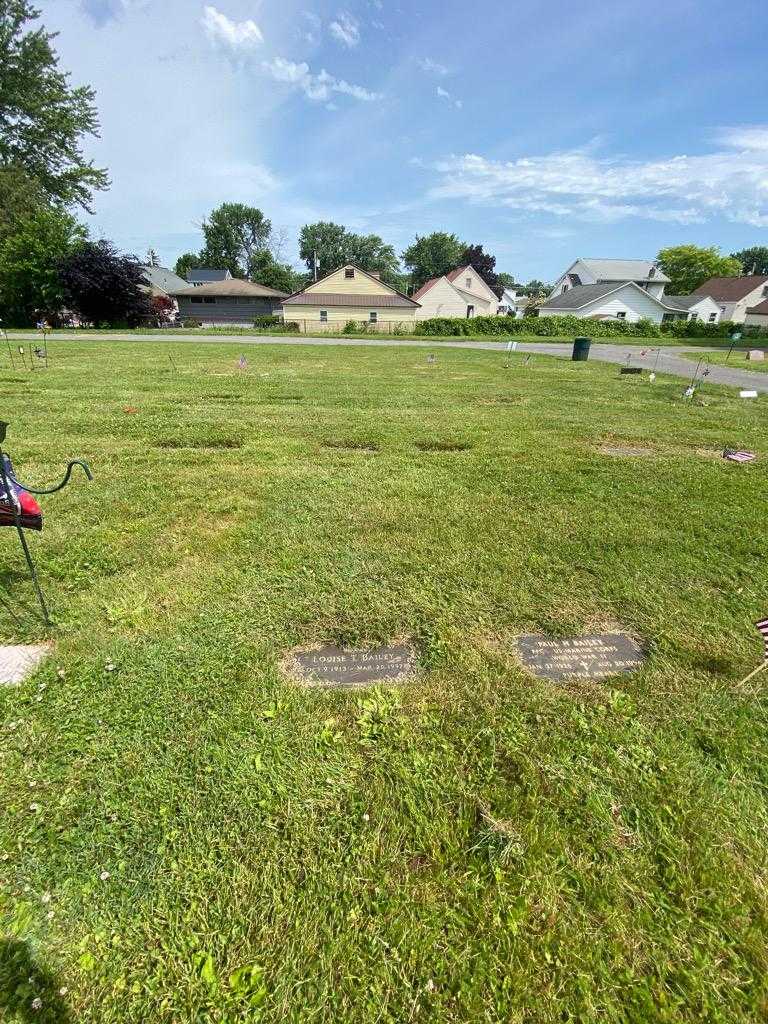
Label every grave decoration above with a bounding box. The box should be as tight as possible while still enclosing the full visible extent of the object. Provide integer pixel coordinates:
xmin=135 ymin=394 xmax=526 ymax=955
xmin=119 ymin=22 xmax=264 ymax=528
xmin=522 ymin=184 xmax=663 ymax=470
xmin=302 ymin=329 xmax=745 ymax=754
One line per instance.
xmin=238 ymin=355 xmax=248 ymax=370
xmin=723 ymin=448 xmax=756 ymax=463
xmin=0 ymin=422 xmax=93 ymax=626
xmin=517 ymin=633 xmax=645 ymax=682
xmin=740 ymin=390 xmax=758 ymax=399
xmin=286 ymin=643 xmax=418 ymax=689
xmin=738 ymin=616 xmax=768 ymax=687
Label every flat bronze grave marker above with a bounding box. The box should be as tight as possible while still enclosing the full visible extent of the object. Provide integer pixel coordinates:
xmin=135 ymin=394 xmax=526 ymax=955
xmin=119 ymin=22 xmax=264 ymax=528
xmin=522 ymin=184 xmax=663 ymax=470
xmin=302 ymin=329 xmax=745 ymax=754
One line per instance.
xmin=517 ymin=633 xmax=645 ymax=682
xmin=288 ymin=643 xmax=418 ymax=689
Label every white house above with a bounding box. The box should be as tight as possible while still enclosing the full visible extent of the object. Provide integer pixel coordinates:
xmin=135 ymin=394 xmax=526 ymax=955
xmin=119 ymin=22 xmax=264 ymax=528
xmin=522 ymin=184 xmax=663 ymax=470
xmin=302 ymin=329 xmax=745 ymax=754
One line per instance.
xmin=539 ymin=281 xmax=695 ymax=324
xmin=497 ymin=288 xmax=530 ymax=318
xmin=744 ymin=299 xmax=768 ymax=328
xmin=413 ymin=265 xmax=499 ymax=319
xmin=550 ymin=258 xmax=669 ymax=301
xmin=693 ymin=276 xmax=768 ymax=323
xmin=662 ymin=294 xmax=721 ymax=323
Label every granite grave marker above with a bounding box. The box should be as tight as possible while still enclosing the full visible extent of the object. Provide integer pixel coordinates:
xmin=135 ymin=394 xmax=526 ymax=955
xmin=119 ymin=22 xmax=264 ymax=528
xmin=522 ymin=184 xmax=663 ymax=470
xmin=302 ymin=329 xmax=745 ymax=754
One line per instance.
xmin=517 ymin=633 xmax=645 ymax=682
xmin=288 ymin=643 xmax=418 ymax=688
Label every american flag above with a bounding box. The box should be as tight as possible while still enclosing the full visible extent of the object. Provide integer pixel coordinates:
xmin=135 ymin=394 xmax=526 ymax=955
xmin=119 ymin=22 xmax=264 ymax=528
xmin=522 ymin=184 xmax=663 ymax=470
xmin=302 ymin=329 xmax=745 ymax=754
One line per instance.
xmin=0 ymin=455 xmax=42 ymax=531
xmin=756 ymin=617 xmax=768 ymax=662
xmin=723 ymin=448 xmax=756 ymax=463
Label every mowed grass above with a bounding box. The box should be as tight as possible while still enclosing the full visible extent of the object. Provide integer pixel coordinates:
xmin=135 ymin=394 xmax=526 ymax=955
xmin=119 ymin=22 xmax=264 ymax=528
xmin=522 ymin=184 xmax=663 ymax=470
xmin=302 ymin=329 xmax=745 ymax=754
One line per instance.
xmin=679 ymin=348 xmax=768 ymax=372
xmin=1 ymin=341 xmax=767 ymax=1023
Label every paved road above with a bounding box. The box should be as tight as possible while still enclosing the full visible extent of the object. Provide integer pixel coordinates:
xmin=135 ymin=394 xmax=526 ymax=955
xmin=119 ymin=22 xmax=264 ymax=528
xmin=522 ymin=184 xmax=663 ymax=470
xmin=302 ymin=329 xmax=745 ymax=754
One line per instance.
xmin=6 ymin=331 xmax=768 ymax=393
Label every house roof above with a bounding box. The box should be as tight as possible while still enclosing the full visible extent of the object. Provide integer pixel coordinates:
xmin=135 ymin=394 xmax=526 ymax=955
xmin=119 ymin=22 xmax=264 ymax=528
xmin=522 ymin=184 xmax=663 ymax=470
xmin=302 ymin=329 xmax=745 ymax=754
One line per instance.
xmin=170 ymin=279 xmax=288 ymax=298
xmin=141 ymin=265 xmax=190 ymax=296
xmin=746 ymin=299 xmax=768 ymax=315
xmin=187 ymin=267 xmax=232 ymax=283
xmin=663 ymin=294 xmax=711 ymax=311
xmin=412 ymin=276 xmax=443 ymax=301
xmin=578 ymin=258 xmax=670 ymax=283
xmin=283 ymin=292 xmax=418 ymax=308
xmin=541 ymin=283 xmax=628 ymax=310
xmin=283 ymin=264 xmax=420 ymax=307
xmin=693 ymin=275 xmax=768 ymax=300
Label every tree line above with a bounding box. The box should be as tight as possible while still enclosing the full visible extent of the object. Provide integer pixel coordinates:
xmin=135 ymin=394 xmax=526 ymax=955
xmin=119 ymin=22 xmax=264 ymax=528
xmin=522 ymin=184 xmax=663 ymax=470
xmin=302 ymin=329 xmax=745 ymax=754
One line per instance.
xmin=2 ymin=2 xmax=767 ymax=327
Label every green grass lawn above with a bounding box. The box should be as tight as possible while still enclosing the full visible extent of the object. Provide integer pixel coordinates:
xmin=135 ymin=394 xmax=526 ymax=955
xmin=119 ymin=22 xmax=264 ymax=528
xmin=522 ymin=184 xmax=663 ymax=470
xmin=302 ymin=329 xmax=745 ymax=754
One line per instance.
xmin=1 ymin=341 xmax=767 ymax=1023
xmin=678 ymin=348 xmax=768 ymax=372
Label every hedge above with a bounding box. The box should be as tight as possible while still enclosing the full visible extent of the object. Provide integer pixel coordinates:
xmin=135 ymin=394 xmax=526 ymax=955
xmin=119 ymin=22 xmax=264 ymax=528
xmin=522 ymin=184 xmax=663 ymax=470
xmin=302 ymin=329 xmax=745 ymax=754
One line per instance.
xmin=413 ymin=314 xmax=768 ymax=340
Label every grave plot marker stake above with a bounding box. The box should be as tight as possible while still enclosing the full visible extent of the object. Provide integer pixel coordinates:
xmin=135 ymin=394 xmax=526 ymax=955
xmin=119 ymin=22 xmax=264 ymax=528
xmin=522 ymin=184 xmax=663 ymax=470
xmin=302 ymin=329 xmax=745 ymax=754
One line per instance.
xmin=0 ymin=320 xmax=15 ymax=370
xmin=0 ymin=421 xmax=93 ymax=626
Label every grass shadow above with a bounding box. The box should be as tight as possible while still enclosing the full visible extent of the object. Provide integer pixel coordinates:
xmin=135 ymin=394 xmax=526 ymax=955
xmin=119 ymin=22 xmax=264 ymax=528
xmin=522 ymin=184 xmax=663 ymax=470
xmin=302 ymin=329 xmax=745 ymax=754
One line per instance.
xmin=0 ymin=939 xmax=71 ymax=1022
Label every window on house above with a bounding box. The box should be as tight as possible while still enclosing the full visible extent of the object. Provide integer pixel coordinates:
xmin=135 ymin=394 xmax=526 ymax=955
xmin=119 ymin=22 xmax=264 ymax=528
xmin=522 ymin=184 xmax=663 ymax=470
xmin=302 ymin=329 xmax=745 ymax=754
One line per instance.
xmin=562 ymin=284 xmax=569 ymax=293
xmin=763 ymin=285 xmax=768 ymax=296
xmin=466 ymin=277 xmax=472 ymax=289
xmin=204 ymin=297 xmax=215 ymax=304
xmin=616 ymin=311 xmax=626 ymax=319
xmin=720 ymin=305 xmax=726 ymax=313
xmin=662 ymin=313 xmax=674 ymax=323
xmin=709 ymin=312 xmax=717 ymax=322
xmin=320 ymin=310 xmax=328 ymax=322
xmin=466 ymin=305 xmax=475 ymax=318
xmin=345 ymin=268 xmax=354 ymax=279
xmin=191 ymin=297 xmax=203 ymax=304
xmin=649 ymin=267 xmax=656 ymax=278
xmin=369 ymin=311 xmax=378 ymax=323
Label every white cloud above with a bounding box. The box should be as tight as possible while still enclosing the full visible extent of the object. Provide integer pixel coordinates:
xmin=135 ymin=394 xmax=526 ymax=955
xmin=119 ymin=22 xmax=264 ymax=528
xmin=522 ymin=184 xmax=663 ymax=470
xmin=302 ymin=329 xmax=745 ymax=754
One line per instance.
xmin=201 ymin=6 xmax=263 ymax=52
xmin=262 ymin=57 xmax=380 ymax=102
xmin=329 ymin=12 xmax=360 ymax=47
xmin=436 ymin=86 xmax=462 ymax=110
xmin=427 ymin=129 xmax=768 ymax=227
xmin=419 ymin=57 xmax=449 ymax=75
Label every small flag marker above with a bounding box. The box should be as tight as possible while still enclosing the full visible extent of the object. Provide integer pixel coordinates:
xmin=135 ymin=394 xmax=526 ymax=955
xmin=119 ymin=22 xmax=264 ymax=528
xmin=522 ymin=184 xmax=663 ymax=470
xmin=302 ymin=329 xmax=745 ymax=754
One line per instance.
xmin=723 ymin=448 xmax=756 ymax=463
xmin=737 ymin=617 xmax=768 ymax=687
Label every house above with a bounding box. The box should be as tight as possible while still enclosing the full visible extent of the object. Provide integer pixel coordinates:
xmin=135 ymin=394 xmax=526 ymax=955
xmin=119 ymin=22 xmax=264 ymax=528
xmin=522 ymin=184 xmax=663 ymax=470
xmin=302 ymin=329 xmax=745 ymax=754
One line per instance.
xmin=538 ymin=281 xmax=693 ymax=324
xmin=187 ymin=267 xmax=233 ymax=287
xmin=169 ymin=278 xmax=288 ymax=325
xmin=550 ymin=259 xmax=669 ymax=300
xmin=281 ymin=264 xmax=420 ymax=332
xmin=662 ymin=294 xmax=721 ymax=324
xmin=744 ymin=299 xmax=768 ymax=328
xmin=412 ymin=265 xmax=499 ymax=319
xmin=140 ymin=265 xmax=191 ymax=298
xmin=693 ymin=276 xmax=768 ymax=323
xmin=497 ymin=288 xmax=530 ymax=318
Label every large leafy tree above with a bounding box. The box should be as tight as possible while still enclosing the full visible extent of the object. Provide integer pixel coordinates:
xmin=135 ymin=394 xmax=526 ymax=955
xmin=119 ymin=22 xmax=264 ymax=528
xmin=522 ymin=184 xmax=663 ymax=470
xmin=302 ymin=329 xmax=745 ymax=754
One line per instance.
xmin=401 ymin=232 xmax=465 ymax=289
xmin=248 ymin=251 xmax=306 ymax=294
xmin=199 ymin=203 xmax=272 ymax=278
xmin=298 ymin=221 xmax=400 ymax=283
xmin=0 ymin=1 xmax=108 ymax=211
xmin=656 ymin=245 xmax=742 ymax=294
xmin=730 ymin=246 xmax=768 ymax=276
xmin=58 ymin=240 xmax=151 ymax=326
xmin=460 ymin=243 xmax=501 ymax=296
xmin=0 ymin=205 xmax=85 ymax=325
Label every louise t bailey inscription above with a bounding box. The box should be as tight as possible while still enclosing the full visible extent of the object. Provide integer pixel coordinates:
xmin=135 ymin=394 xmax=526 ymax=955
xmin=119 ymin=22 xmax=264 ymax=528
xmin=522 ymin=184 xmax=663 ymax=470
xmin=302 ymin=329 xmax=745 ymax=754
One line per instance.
xmin=288 ymin=643 xmax=418 ymax=689
xmin=517 ymin=633 xmax=645 ymax=682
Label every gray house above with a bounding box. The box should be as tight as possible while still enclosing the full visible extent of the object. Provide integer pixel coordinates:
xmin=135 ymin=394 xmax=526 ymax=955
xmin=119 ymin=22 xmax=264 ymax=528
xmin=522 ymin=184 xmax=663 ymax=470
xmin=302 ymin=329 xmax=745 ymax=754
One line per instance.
xmin=170 ymin=278 xmax=288 ymax=325
xmin=187 ymin=268 xmax=232 ymax=287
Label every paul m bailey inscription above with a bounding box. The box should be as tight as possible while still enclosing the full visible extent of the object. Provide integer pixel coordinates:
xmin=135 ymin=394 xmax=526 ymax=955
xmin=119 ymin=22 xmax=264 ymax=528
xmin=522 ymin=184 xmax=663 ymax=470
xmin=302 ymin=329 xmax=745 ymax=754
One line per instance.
xmin=517 ymin=633 xmax=645 ymax=682
xmin=288 ymin=643 xmax=418 ymax=689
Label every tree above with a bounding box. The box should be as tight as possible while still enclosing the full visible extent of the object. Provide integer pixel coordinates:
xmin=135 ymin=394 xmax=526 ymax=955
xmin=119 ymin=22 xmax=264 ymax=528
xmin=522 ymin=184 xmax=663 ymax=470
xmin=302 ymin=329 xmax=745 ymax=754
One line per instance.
xmin=0 ymin=165 xmax=48 ymax=242
xmin=248 ymin=250 xmax=306 ymax=294
xmin=460 ymin=243 xmax=501 ymax=296
xmin=298 ymin=222 xmax=400 ymax=282
xmin=174 ymin=252 xmax=201 ymax=281
xmin=656 ymin=245 xmax=742 ymax=294
xmin=497 ymin=272 xmax=518 ymax=292
xmin=58 ymin=240 xmax=151 ymax=326
xmin=199 ymin=202 xmax=272 ymax=278
xmin=521 ymin=279 xmax=549 ymax=297
xmin=401 ymin=232 xmax=465 ymax=289
xmin=731 ymin=246 xmax=768 ymax=276
xmin=0 ymin=205 xmax=85 ymax=325
xmin=0 ymin=1 xmax=109 ymax=211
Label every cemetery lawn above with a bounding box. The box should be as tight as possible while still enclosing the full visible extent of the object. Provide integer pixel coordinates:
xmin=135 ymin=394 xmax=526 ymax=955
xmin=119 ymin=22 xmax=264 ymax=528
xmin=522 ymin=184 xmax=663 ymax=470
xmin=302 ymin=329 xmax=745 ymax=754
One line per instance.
xmin=1 ymin=340 xmax=767 ymax=1024
xmin=678 ymin=348 xmax=768 ymax=372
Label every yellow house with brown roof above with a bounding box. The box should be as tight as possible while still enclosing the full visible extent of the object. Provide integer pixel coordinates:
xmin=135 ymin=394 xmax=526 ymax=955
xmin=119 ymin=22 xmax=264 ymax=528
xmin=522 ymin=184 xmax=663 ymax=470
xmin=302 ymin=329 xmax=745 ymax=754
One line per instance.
xmin=281 ymin=264 xmax=420 ymax=332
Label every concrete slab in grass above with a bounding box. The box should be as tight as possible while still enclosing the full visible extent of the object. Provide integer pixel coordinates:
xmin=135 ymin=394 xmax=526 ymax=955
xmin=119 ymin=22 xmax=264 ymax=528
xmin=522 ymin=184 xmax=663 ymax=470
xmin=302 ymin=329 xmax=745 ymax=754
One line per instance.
xmin=0 ymin=645 xmax=51 ymax=685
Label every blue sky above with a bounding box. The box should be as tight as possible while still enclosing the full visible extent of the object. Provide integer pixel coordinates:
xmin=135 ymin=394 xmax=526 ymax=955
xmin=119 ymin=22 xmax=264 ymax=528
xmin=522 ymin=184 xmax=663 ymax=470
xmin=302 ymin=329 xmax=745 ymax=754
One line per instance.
xmin=39 ymin=0 xmax=768 ymax=281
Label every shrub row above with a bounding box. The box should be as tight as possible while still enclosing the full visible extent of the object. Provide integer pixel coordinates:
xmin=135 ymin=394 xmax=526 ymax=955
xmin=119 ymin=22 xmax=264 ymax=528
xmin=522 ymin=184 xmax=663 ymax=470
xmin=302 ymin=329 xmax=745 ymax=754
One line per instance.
xmin=413 ymin=314 xmax=768 ymax=340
